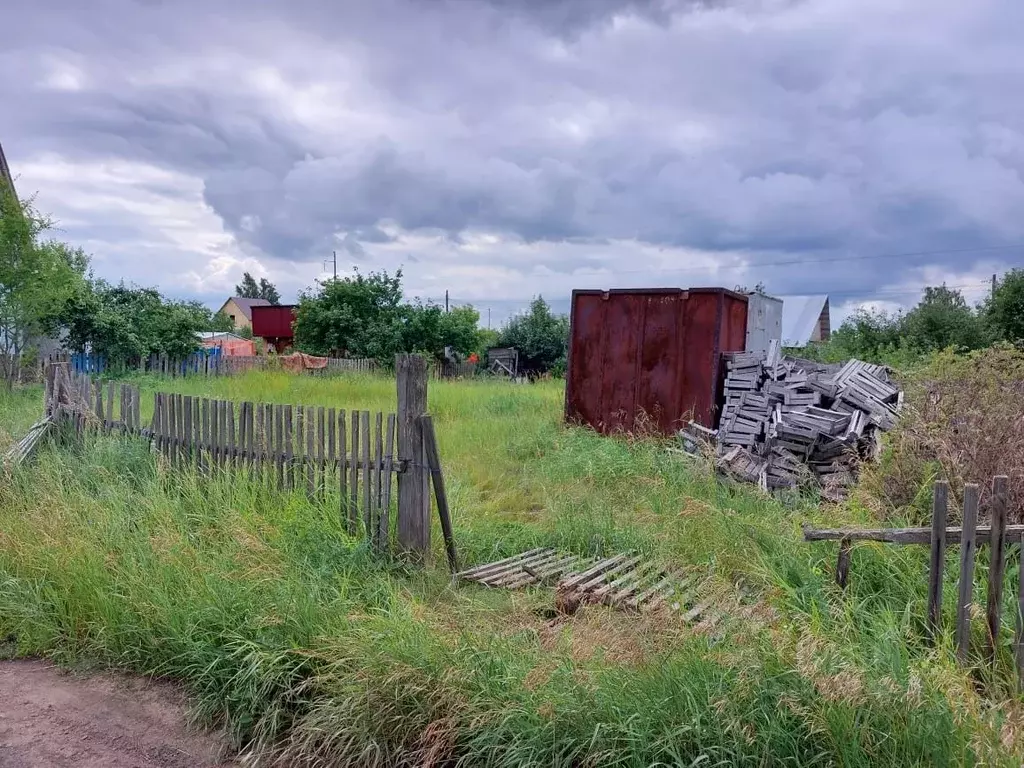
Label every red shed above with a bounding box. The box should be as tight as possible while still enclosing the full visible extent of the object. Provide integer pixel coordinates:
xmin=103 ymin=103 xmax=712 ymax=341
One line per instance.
xmin=565 ymin=288 xmax=748 ymax=435
xmin=251 ymin=304 xmax=297 ymax=353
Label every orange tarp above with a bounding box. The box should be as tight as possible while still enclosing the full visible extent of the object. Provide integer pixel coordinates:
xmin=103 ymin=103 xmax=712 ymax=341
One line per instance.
xmin=202 ymin=338 xmax=256 ymax=357
xmin=279 ymin=352 xmax=329 ymax=373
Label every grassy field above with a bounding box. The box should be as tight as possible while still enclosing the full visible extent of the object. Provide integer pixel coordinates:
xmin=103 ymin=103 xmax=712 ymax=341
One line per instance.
xmin=0 ymin=371 xmax=1021 ymax=766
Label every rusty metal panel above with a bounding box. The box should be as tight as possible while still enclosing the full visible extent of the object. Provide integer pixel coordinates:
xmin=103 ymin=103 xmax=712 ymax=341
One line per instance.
xmin=251 ymin=305 xmax=297 ymax=340
xmin=566 ymin=287 xmax=748 ymax=435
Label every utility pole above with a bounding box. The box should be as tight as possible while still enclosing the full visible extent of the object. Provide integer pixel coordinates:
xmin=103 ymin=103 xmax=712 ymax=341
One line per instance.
xmin=487 ymin=307 xmax=491 ymax=329
xmin=992 ymin=273 xmax=997 ymax=298
xmin=324 ymin=251 xmax=337 ymax=281
xmin=445 ymin=290 xmax=449 ymax=313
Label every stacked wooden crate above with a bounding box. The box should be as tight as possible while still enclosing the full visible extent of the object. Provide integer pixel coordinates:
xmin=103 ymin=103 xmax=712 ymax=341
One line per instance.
xmin=712 ymin=348 xmax=901 ymax=499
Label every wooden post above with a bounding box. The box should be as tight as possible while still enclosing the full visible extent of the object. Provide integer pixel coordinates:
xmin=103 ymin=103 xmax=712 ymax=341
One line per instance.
xmin=396 ymin=354 xmax=429 ymax=560
xmin=339 ymin=410 xmax=348 ymax=530
xmin=373 ymin=411 xmax=383 ymax=549
xmin=956 ymin=484 xmax=981 ymax=664
xmin=274 ymin=405 xmax=285 ymax=490
xmin=380 ymin=414 xmax=396 ymax=552
xmin=350 ymin=410 xmax=360 ymax=533
xmin=306 ymin=407 xmax=316 ymax=496
xmin=227 ymin=401 xmax=237 ymax=469
xmin=362 ymin=410 xmax=371 ymax=537
xmin=987 ymin=475 xmax=1009 ymax=663
xmin=317 ymin=407 xmax=326 ymax=496
xmin=836 ymin=539 xmax=851 ymax=590
xmin=928 ymin=481 xmax=949 ymax=641
xmin=284 ymin=405 xmax=294 ymax=490
xmin=327 ymin=407 xmax=336 ymax=497
xmin=106 ymin=381 xmax=114 ymax=433
xmin=420 ymin=414 xmax=458 ymax=573
xmin=296 ymin=405 xmax=306 ymax=492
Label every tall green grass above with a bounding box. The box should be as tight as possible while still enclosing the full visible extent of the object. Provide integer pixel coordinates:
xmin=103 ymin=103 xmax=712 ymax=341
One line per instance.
xmin=0 ymin=371 xmax=1019 ymax=766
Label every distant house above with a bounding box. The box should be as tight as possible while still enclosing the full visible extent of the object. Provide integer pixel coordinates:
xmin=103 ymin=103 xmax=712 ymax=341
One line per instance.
xmin=217 ymin=297 xmax=271 ymax=331
xmin=197 ymin=331 xmax=255 ymax=357
xmin=779 ymin=295 xmax=831 ymax=347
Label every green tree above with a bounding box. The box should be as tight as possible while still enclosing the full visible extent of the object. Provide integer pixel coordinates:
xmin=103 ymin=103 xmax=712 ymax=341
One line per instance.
xmin=986 ymin=269 xmax=1024 ymax=344
xmin=293 ymin=269 xmax=405 ymax=358
xmin=59 ymin=282 xmax=210 ymax=362
xmin=210 ymin=311 xmax=236 ymax=333
xmin=400 ymin=302 xmax=483 ymax=360
xmin=498 ymin=296 xmax=569 ymax=375
xmin=235 ymin=271 xmax=281 ymax=305
xmin=0 ymin=187 xmax=88 ymax=384
xmin=901 ymin=284 xmax=988 ymax=352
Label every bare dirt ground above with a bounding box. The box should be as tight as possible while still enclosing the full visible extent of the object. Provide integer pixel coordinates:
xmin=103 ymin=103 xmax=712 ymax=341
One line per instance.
xmin=0 ymin=659 xmax=235 ymax=767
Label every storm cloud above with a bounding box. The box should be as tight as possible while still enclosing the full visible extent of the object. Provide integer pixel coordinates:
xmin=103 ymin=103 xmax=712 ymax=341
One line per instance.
xmin=2 ymin=0 xmax=1022 ymax=322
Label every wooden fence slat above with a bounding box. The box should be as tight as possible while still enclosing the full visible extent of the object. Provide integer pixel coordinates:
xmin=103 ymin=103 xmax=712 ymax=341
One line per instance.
xmin=339 ymin=410 xmax=348 ymax=531
xmin=212 ymin=400 xmax=222 ymax=468
xmin=201 ymin=398 xmax=210 ymax=468
xmin=132 ymin=385 xmax=141 ymax=432
xmin=284 ymin=405 xmax=294 ymax=491
xmin=255 ymin=403 xmax=265 ymax=474
xmin=317 ymin=407 xmax=326 ymax=495
xmin=152 ymin=392 xmax=162 ymax=455
xmin=380 ymin=414 xmax=396 ymax=551
xmin=362 ymin=410 xmax=371 ymax=536
xmin=928 ymin=481 xmax=949 ymax=641
xmin=306 ymin=406 xmax=316 ymax=496
xmin=275 ymin=405 xmax=285 ymax=490
xmin=94 ymin=380 xmax=104 ymax=434
xmin=227 ymin=401 xmax=237 ymax=469
xmin=956 ymin=484 xmax=981 ymax=664
xmin=106 ymin=381 xmax=114 ymax=433
xmin=327 ymin=407 xmax=337 ymax=494
xmin=183 ymin=396 xmax=193 ymax=465
xmin=350 ymin=410 xmax=359 ymax=534
xmin=396 ymin=354 xmax=429 ymax=559
xmin=987 ymin=475 xmax=1010 ymax=663
xmin=836 ymin=539 xmax=852 ymax=589
xmin=246 ymin=401 xmax=255 ymax=470
xmin=373 ymin=411 xmax=383 ymax=549
xmin=421 ymin=414 xmax=458 ymax=573
xmin=162 ymin=392 xmax=172 ymax=459
xmin=237 ymin=402 xmax=247 ymax=468
xmin=192 ymin=396 xmax=201 ymax=467
xmin=296 ymin=406 xmax=306 ymax=492
xmin=804 ymin=526 xmax=1024 ymax=545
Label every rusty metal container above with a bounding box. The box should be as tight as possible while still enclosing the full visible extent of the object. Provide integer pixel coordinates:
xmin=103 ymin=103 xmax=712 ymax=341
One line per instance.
xmin=251 ymin=305 xmax=298 ymax=352
xmin=565 ymin=288 xmax=748 ymax=435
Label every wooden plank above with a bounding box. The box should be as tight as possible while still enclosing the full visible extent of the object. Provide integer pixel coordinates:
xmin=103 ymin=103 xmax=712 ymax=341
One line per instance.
xmin=349 ymin=410 xmax=359 ymax=533
xmin=1018 ymin=541 xmax=1024 ymax=689
xmin=956 ymin=484 xmax=981 ymax=664
xmin=373 ymin=412 xmax=383 ymax=549
xmin=255 ymin=403 xmax=265 ymax=473
xmin=928 ymin=481 xmax=949 ymax=641
xmin=284 ymin=405 xmax=294 ymax=490
xmin=457 ymin=549 xmax=551 ymax=580
xmin=327 ymin=408 xmax=337 ymax=491
xmin=133 ymin=385 xmax=141 ymax=433
xmin=627 ymin=571 xmax=677 ymax=610
xmin=201 ymin=398 xmax=210 ymax=469
xmin=317 ymin=406 xmax=326 ymax=495
xmin=152 ymin=392 xmax=162 ymax=455
xmin=192 ymin=396 xmax=201 ymax=467
xmin=168 ymin=393 xmax=178 ymax=461
xmin=361 ymin=411 xmax=371 ymax=537
xmin=210 ymin=400 xmax=220 ymax=468
xmin=227 ymin=401 xmax=237 ymax=469
xmin=338 ymin=409 xmax=348 ymax=530
xmin=503 ymin=555 xmax=581 ymax=589
xmin=396 ymin=354 xmax=429 ymax=559
xmin=478 ymin=551 xmax=563 ymax=586
xmin=560 ymin=554 xmax=630 ymax=591
xmin=836 ymin=539 xmax=852 ymax=589
xmin=94 ymin=380 xmax=104 ymax=433
xmin=804 ymin=525 xmax=1024 ymax=545
xmin=306 ymin=406 xmax=316 ymax=496
xmin=106 ymin=381 xmax=115 ymax=433
xmin=420 ymin=414 xmax=458 ymax=573
xmin=237 ymin=401 xmax=247 ymax=467
xmin=380 ymin=413 xmax=396 ymax=551
xmin=183 ymin=396 xmax=193 ymax=464
xmin=274 ymin=405 xmax=285 ymax=490
xmin=987 ymin=475 xmax=1010 ymax=663
xmin=296 ymin=405 xmax=306 ymax=491
xmin=576 ymin=556 xmax=643 ymax=594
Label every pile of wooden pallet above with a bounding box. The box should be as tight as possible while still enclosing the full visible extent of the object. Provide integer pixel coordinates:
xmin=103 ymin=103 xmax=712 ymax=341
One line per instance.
xmin=707 ymin=346 xmax=902 ymax=500
xmin=457 ymin=548 xmax=717 ymax=623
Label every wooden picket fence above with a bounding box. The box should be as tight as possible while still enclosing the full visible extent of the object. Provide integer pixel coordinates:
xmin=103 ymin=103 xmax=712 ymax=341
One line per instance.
xmin=44 ymin=354 xmax=453 ymax=563
xmin=150 ymin=392 xmax=398 ymax=548
xmin=805 ymin=476 xmax=1023 ymax=681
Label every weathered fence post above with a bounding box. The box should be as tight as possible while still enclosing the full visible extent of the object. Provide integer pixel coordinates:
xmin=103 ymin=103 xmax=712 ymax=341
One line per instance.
xmin=397 ymin=353 xmax=429 ymax=560
xmin=987 ymin=475 xmax=1009 ymax=663
xmin=835 ymin=539 xmax=851 ymax=589
xmin=956 ymin=484 xmax=981 ymax=664
xmin=421 ymin=414 xmax=458 ymax=574
xmin=928 ymin=481 xmax=949 ymax=641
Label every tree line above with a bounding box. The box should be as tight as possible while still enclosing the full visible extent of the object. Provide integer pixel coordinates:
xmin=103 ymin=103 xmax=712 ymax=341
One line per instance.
xmin=293 ymin=269 xmax=570 ymax=373
xmin=799 ymin=274 xmax=1024 ymax=366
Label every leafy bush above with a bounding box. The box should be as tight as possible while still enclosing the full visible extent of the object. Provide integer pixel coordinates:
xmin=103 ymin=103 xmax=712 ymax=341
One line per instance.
xmin=860 ymin=345 xmax=1024 ymax=523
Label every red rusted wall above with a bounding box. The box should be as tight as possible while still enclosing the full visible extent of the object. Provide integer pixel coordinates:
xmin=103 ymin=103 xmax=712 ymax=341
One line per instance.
xmin=565 ymin=288 xmax=748 ymax=435
xmin=251 ymin=305 xmax=297 ymax=340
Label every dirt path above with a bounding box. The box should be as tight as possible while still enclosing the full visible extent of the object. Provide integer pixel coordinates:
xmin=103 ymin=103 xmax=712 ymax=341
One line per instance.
xmin=0 ymin=660 xmax=234 ymax=767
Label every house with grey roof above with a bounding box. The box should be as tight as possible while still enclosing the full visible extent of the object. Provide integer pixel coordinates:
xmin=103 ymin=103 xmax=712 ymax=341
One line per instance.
xmin=217 ymin=297 xmax=272 ymax=331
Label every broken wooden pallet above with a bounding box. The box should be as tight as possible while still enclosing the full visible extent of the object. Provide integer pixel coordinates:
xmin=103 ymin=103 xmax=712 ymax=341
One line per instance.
xmin=457 ymin=548 xmax=718 ymax=623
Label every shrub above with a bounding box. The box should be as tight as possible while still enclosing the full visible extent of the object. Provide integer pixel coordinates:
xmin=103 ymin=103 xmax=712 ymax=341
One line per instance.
xmin=860 ymin=345 xmax=1024 ymax=523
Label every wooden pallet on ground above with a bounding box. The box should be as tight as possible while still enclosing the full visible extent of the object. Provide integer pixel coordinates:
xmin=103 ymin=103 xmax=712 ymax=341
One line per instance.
xmin=456 ymin=548 xmax=719 ymax=624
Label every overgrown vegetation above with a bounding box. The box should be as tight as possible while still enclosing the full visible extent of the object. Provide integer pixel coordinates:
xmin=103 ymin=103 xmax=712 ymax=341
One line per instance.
xmin=1 ymin=371 xmax=1023 ymax=766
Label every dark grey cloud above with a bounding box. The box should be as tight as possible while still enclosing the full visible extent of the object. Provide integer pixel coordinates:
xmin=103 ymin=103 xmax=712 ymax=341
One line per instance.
xmin=1 ymin=0 xmax=1023 ymax=317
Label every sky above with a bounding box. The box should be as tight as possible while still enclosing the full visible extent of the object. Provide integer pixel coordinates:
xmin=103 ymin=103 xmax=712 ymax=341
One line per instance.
xmin=2 ymin=0 xmax=1023 ymax=327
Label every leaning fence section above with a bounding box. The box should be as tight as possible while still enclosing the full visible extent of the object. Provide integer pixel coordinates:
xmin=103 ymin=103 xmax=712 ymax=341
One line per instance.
xmin=805 ymin=475 xmax=1022 ymax=684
